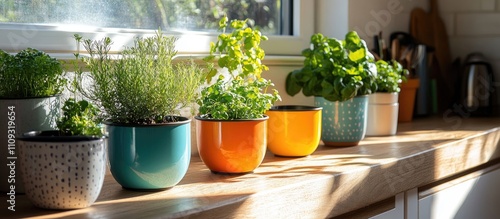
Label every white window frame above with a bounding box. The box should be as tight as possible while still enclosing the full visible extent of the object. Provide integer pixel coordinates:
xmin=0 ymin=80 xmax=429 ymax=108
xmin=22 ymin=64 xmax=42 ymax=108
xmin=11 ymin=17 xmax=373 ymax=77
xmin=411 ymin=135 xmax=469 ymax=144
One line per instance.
xmin=0 ymin=0 xmax=313 ymax=59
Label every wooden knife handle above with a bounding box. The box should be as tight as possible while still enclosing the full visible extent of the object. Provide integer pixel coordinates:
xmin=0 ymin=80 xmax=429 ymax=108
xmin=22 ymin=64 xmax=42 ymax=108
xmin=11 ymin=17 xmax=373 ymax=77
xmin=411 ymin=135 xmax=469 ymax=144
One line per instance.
xmin=430 ymin=0 xmax=439 ymax=15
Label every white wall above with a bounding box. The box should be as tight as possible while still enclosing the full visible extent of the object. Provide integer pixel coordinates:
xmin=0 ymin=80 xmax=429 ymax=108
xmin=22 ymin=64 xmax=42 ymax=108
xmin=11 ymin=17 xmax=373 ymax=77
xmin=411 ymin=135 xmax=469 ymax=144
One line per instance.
xmin=442 ymin=0 xmax=500 ymax=80
xmin=347 ymin=0 xmax=500 ymax=69
xmin=445 ymin=0 xmax=500 ymax=110
xmin=199 ymin=0 xmax=500 ymax=110
xmin=346 ymin=0 xmax=500 ymax=111
xmin=316 ymin=0 xmax=349 ymax=39
xmin=263 ymin=64 xmax=314 ymax=106
xmin=348 ymin=0 xmax=427 ymax=49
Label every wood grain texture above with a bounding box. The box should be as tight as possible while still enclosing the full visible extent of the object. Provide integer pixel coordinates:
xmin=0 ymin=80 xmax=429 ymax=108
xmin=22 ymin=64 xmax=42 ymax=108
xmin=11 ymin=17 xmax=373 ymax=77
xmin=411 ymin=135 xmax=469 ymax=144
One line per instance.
xmin=3 ymin=117 xmax=500 ymax=219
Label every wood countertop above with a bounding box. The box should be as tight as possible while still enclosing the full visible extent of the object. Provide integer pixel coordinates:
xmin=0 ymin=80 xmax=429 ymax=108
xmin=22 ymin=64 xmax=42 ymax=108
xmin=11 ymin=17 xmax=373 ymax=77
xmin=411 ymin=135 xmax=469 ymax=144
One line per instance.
xmin=3 ymin=116 xmax=500 ymax=218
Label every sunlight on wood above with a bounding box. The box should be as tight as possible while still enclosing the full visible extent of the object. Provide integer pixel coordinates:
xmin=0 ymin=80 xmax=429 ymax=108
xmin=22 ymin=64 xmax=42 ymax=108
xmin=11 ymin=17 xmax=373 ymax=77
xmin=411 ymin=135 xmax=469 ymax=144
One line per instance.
xmin=9 ymin=117 xmax=500 ymax=218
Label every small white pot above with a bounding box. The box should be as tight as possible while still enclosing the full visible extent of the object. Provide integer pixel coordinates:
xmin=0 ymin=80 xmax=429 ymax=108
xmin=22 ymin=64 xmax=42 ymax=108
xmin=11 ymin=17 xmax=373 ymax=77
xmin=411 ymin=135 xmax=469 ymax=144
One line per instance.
xmin=18 ymin=131 xmax=106 ymax=209
xmin=366 ymin=92 xmax=399 ymax=136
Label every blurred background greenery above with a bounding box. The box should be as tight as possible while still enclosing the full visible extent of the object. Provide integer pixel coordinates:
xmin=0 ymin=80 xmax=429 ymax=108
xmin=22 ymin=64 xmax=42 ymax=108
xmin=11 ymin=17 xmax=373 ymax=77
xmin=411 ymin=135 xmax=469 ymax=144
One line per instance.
xmin=0 ymin=0 xmax=282 ymax=34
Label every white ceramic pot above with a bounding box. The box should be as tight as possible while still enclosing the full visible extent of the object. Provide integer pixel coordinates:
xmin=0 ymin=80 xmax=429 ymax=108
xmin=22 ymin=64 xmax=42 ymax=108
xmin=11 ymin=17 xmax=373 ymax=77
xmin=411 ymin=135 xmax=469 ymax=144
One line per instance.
xmin=366 ymin=92 xmax=399 ymax=136
xmin=18 ymin=131 xmax=106 ymax=209
xmin=0 ymin=96 xmax=61 ymax=193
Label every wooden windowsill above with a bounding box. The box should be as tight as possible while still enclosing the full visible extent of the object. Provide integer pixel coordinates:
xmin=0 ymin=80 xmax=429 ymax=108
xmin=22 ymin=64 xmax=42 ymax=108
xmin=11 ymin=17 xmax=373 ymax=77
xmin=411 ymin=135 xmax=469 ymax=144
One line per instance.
xmin=5 ymin=116 xmax=500 ymax=218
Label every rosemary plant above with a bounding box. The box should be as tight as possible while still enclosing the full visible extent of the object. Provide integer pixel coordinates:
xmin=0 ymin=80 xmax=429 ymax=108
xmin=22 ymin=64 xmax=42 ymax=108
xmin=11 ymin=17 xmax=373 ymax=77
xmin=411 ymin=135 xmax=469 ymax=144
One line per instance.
xmin=75 ymin=31 xmax=205 ymax=124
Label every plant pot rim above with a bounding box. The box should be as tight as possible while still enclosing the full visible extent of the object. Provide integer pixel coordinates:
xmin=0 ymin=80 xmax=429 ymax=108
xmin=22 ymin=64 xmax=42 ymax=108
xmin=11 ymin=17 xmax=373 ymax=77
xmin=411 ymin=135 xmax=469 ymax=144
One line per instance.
xmin=269 ymin=105 xmax=322 ymax=111
xmin=314 ymin=94 xmax=369 ymax=97
xmin=399 ymin=78 xmax=420 ymax=88
xmin=315 ymin=95 xmax=368 ymax=102
xmin=0 ymin=94 xmax=61 ymax=100
xmin=195 ymin=115 xmax=269 ymax=122
xmin=18 ymin=130 xmax=105 ymax=142
xmin=104 ymin=116 xmax=191 ymax=127
xmin=372 ymin=92 xmax=399 ymax=95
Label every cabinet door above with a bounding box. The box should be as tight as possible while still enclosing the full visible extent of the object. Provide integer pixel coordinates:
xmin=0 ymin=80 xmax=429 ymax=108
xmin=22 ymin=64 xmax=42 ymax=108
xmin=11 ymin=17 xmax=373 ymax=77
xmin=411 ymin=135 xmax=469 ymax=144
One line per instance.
xmin=419 ymin=164 xmax=500 ymax=219
xmin=370 ymin=193 xmax=404 ymax=219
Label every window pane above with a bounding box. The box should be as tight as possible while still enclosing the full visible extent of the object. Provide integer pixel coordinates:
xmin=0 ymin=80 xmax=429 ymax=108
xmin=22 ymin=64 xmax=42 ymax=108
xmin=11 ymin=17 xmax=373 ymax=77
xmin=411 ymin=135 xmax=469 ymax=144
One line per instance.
xmin=0 ymin=0 xmax=286 ymax=35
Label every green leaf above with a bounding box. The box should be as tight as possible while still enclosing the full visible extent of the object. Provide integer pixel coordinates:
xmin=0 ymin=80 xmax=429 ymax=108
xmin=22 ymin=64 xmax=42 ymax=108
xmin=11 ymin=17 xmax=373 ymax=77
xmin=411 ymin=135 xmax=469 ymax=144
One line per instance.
xmin=333 ymin=77 xmax=344 ymax=96
xmin=218 ymin=56 xmax=230 ymax=68
xmin=305 ymin=76 xmax=318 ymax=96
xmin=321 ymin=80 xmax=334 ymax=97
xmin=219 ymin=15 xmax=228 ymax=29
xmin=231 ymin=19 xmax=246 ymax=29
xmin=206 ymin=68 xmax=218 ymax=83
xmin=349 ymin=48 xmax=366 ymax=62
xmin=327 ymin=38 xmax=343 ymax=52
xmin=302 ymin=48 xmax=313 ymax=58
xmin=341 ymin=86 xmax=356 ymax=101
xmin=203 ymin=55 xmax=215 ymax=62
xmin=285 ymin=72 xmax=302 ymax=96
xmin=345 ymin=31 xmax=361 ymax=45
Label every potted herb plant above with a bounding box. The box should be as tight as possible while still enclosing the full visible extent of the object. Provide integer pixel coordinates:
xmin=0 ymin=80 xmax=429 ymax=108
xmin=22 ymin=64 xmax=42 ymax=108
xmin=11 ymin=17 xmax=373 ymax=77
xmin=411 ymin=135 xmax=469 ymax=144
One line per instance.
xmin=196 ymin=16 xmax=280 ymax=174
xmin=286 ymin=32 xmax=377 ymax=146
xmin=0 ymin=48 xmax=65 ymax=193
xmin=17 ymin=59 xmax=106 ymax=209
xmin=18 ymin=97 xmax=106 ymax=209
xmin=75 ymin=32 xmax=205 ymax=190
xmin=366 ymin=60 xmax=408 ymax=136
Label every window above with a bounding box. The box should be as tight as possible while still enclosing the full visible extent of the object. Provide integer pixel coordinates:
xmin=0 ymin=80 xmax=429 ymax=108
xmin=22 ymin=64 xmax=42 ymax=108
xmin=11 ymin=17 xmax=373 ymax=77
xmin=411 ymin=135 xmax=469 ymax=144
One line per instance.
xmin=1 ymin=0 xmax=286 ymax=35
xmin=0 ymin=0 xmax=313 ymax=56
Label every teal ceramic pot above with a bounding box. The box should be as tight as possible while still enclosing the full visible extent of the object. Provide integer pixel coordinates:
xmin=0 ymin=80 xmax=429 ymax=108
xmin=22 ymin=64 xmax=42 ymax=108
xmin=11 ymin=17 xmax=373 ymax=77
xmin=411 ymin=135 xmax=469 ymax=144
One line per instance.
xmin=314 ymin=96 xmax=368 ymax=146
xmin=107 ymin=117 xmax=191 ymax=190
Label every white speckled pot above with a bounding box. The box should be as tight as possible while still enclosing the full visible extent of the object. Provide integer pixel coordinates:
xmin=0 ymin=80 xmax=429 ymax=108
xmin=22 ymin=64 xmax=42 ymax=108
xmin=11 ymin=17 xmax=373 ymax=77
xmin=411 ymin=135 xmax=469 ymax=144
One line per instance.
xmin=18 ymin=131 xmax=106 ymax=209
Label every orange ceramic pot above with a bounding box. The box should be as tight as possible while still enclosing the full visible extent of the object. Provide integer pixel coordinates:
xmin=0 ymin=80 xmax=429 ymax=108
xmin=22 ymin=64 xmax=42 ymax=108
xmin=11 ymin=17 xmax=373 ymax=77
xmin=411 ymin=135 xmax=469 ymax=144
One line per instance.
xmin=398 ymin=78 xmax=420 ymax=122
xmin=195 ymin=116 xmax=268 ymax=174
xmin=266 ymin=106 xmax=322 ymax=157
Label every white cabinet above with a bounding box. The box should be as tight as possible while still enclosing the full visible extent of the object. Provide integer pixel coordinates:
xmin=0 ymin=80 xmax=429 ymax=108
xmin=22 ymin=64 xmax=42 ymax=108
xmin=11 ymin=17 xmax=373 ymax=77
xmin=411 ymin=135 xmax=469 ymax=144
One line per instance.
xmin=343 ymin=163 xmax=500 ymax=219
xmin=418 ymin=164 xmax=500 ymax=219
xmin=370 ymin=193 xmax=405 ymax=219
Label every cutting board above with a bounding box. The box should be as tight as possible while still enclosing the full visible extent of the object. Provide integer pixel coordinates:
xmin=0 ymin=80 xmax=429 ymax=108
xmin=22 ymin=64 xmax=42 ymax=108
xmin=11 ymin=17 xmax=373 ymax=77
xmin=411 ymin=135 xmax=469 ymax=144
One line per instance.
xmin=430 ymin=0 xmax=454 ymax=112
xmin=410 ymin=0 xmax=451 ymax=67
xmin=410 ymin=7 xmax=434 ymax=48
xmin=430 ymin=0 xmax=452 ymax=81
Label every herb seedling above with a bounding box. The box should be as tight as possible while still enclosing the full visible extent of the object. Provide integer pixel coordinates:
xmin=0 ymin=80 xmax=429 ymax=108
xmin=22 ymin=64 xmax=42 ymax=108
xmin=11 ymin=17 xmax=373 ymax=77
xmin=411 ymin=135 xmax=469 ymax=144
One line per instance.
xmin=0 ymin=48 xmax=65 ymax=98
xmin=198 ymin=16 xmax=280 ymax=120
xmin=286 ymin=32 xmax=377 ymax=102
xmin=55 ymin=37 xmax=103 ymax=137
xmin=57 ymin=98 xmax=102 ymax=136
xmin=374 ymin=60 xmax=408 ymax=93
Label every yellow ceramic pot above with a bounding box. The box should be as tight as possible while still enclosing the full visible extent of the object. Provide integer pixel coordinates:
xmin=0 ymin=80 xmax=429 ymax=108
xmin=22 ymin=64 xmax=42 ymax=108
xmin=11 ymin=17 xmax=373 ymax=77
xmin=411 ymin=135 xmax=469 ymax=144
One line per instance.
xmin=266 ymin=106 xmax=322 ymax=157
